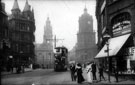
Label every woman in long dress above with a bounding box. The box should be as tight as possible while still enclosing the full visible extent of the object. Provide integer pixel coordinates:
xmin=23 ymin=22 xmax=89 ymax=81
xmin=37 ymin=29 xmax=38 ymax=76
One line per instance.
xmin=76 ymin=63 xmax=85 ymax=84
xmin=86 ymin=62 xmax=93 ymax=83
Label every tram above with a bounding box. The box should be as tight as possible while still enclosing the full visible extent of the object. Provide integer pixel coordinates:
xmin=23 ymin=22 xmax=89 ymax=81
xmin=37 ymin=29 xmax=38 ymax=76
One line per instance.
xmin=54 ymin=46 xmax=68 ymax=71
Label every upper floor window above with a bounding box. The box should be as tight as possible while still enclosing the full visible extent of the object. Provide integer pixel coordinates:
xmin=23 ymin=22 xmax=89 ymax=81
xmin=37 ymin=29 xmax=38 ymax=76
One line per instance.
xmin=112 ymin=12 xmax=131 ymax=28
xmin=108 ymin=0 xmax=120 ymax=4
xmin=27 ymin=26 xmax=30 ymax=31
xmin=111 ymin=12 xmax=131 ymax=37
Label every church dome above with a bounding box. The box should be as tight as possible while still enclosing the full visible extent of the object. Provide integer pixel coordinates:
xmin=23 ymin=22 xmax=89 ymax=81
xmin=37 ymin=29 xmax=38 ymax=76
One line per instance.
xmin=79 ymin=7 xmax=92 ymax=20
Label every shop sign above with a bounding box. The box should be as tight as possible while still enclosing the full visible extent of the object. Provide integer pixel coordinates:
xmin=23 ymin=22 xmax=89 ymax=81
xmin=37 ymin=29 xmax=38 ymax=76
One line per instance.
xmin=112 ymin=20 xmax=131 ymax=37
xmin=128 ymin=47 xmax=135 ymax=60
xmin=131 ymin=47 xmax=135 ymax=60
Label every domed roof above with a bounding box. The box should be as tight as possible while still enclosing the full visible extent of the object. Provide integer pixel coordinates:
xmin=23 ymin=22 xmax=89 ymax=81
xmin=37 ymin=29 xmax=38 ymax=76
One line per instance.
xmin=79 ymin=7 xmax=92 ymax=21
xmin=82 ymin=7 xmax=91 ymax=16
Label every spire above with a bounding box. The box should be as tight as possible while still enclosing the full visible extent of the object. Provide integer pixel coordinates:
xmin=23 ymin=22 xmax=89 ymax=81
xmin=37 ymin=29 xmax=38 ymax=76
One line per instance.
xmin=32 ymin=8 xmax=34 ymax=17
xmin=46 ymin=16 xmax=50 ymax=25
xmin=32 ymin=8 xmax=34 ymax=13
xmin=12 ymin=0 xmax=20 ymax=11
xmin=84 ymin=6 xmax=87 ymax=13
xmin=47 ymin=17 xmax=50 ymax=21
xmin=23 ymin=0 xmax=31 ymax=12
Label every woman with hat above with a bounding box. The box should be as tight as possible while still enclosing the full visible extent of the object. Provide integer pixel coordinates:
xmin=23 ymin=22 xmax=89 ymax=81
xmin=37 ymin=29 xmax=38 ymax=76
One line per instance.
xmin=86 ymin=62 xmax=93 ymax=83
xmin=76 ymin=63 xmax=85 ymax=84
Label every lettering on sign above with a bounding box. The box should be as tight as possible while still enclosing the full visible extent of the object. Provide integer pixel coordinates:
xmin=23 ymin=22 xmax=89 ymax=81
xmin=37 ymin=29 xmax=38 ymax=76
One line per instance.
xmin=112 ymin=20 xmax=131 ymax=37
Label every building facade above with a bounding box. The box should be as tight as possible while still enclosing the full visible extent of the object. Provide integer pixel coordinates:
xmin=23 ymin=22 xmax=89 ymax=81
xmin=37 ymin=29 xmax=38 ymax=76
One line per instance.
xmin=95 ymin=0 xmax=135 ymax=74
xmin=35 ymin=17 xmax=53 ymax=68
xmin=8 ymin=0 xmax=35 ymax=66
xmin=76 ymin=7 xmax=97 ymax=63
xmin=68 ymin=45 xmax=77 ymax=62
xmin=0 ymin=1 xmax=9 ymax=71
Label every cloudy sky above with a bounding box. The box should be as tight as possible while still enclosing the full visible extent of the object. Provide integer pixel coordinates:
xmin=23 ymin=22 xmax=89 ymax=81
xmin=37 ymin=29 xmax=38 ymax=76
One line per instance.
xmin=2 ymin=0 xmax=97 ymax=50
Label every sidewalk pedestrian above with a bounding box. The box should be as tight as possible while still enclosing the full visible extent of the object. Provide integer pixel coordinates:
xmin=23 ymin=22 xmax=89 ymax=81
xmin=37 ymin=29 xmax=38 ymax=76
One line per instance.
xmin=98 ymin=64 xmax=106 ymax=81
xmin=76 ymin=63 xmax=85 ymax=84
xmin=114 ymin=65 xmax=118 ymax=82
xmin=91 ymin=61 xmax=97 ymax=80
xmin=86 ymin=62 xmax=93 ymax=83
xmin=70 ymin=63 xmax=76 ymax=81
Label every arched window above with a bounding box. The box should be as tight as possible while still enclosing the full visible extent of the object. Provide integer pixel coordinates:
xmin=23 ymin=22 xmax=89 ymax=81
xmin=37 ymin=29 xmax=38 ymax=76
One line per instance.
xmin=111 ymin=12 xmax=131 ymax=37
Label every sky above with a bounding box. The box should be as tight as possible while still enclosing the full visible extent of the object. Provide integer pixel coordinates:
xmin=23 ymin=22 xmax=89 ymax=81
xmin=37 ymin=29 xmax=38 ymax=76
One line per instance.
xmin=2 ymin=0 xmax=97 ymax=51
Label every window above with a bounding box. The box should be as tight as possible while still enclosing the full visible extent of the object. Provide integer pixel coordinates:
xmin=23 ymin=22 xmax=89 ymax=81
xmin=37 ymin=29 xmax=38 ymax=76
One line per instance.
xmin=112 ymin=12 xmax=131 ymax=29
xmin=111 ymin=12 xmax=131 ymax=36
xmin=101 ymin=9 xmax=106 ymax=31
xmin=27 ymin=26 xmax=30 ymax=31
xmin=109 ymin=0 xmax=120 ymax=4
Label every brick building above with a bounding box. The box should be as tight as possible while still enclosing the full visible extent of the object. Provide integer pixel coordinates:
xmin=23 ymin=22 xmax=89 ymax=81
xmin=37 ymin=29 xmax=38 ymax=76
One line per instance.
xmin=95 ymin=0 xmax=135 ymax=74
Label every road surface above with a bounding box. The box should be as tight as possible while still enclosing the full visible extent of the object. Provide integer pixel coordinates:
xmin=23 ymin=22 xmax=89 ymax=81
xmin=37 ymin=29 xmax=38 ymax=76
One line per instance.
xmin=1 ymin=69 xmax=77 ymax=85
xmin=1 ymin=68 xmax=135 ymax=85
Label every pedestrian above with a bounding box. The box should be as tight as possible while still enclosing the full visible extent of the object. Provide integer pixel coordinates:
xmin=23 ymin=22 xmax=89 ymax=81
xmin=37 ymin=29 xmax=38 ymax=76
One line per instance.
xmin=86 ymin=62 xmax=93 ymax=83
xmin=98 ymin=64 xmax=106 ymax=81
xmin=114 ymin=65 xmax=118 ymax=82
xmin=76 ymin=63 xmax=85 ymax=84
xmin=70 ymin=63 xmax=76 ymax=81
xmin=91 ymin=61 xmax=97 ymax=80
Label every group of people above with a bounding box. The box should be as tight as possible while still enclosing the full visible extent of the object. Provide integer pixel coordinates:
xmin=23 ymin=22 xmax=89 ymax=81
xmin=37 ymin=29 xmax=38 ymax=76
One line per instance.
xmin=70 ymin=63 xmax=85 ymax=83
xmin=86 ymin=62 xmax=106 ymax=83
xmin=70 ymin=61 xmax=106 ymax=84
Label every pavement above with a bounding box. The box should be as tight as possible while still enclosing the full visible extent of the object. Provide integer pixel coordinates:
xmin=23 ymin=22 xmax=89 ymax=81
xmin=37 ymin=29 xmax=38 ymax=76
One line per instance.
xmin=81 ymin=69 xmax=135 ymax=85
xmin=1 ymin=68 xmax=135 ymax=85
xmin=1 ymin=68 xmax=33 ymax=76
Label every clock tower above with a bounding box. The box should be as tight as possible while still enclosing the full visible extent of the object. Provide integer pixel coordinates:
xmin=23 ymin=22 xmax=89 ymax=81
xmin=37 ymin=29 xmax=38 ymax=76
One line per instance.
xmin=76 ymin=7 xmax=97 ymax=63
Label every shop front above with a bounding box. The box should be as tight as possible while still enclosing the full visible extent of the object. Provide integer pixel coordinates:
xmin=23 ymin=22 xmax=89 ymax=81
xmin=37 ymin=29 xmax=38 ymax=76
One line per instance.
xmin=95 ymin=34 xmax=135 ymax=73
xmin=95 ymin=12 xmax=135 ymax=75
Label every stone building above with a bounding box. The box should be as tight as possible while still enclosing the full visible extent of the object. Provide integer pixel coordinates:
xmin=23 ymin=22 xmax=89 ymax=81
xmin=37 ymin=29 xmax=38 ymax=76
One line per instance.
xmin=8 ymin=0 xmax=35 ymax=66
xmin=76 ymin=7 xmax=97 ymax=63
xmin=95 ymin=0 xmax=135 ymax=74
xmin=0 ymin=1 xmax=9 ymax=70
xmin=35 ymin=17 xmax=53 ymax=68
xmin=68 ymin=45 xmax=77 ymax=62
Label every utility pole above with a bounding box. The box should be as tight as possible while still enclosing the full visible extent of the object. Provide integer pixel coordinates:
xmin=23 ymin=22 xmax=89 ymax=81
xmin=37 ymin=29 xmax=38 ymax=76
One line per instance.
xmin=43 ymin=55 xmax=44 ymax=67
xmin=46 ymin=35 xmax=64 ymax=48
xmin=46 ymin=35 xmax=64 ymax=68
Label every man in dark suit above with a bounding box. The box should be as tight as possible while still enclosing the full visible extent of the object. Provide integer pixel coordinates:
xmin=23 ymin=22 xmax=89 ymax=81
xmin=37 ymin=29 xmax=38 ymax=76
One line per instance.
xmin=91 ymin=61 xmax=97 ymax=80
xmin=70 ymin=64 xmax=76 ymax=81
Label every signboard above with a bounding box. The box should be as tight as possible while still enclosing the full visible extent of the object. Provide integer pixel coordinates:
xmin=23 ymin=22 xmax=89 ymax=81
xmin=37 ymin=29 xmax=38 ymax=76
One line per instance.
xmin=113 ymin=20 xmax=131 ymax=37
xmin=126 ymin=47 xmax=135 ymax=60
xmin=131 ymin=47 xmax=135 ymax=60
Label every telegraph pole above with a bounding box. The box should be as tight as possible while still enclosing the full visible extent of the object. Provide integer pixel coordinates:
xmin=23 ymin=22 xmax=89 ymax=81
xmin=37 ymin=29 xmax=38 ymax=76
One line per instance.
xmin=46 ymin=35 xmax=64 ymax=49
xmin=46 ymin=35 xmax=64 ymax=68
xmin=54 ymin=35 xmax=56 ymax=48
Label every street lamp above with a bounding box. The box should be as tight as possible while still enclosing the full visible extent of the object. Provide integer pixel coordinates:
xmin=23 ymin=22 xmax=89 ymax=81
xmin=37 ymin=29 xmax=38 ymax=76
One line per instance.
xmin=103 ymin=33 xmax=111 ymax=82
xmin=43 ymin=55 xmax=45 ymax=69
xmin=48 ymin=53 xmax=51 ymax=68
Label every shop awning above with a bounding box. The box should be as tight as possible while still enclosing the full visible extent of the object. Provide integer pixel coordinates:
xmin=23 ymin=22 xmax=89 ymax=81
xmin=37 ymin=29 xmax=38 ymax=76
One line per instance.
xmin=95 ymin=34 xmax=131 ymax=58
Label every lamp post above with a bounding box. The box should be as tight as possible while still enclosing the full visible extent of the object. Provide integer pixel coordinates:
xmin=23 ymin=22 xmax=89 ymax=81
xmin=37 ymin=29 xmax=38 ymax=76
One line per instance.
xmin=48 ymin=53 xmax=51 ymax=68
xmin=43 ymin=55 xmax=44 ymax=67
xmin=103 ymin=34 xmax=111 ymax=82
xmin=19 ymin=51 xmax=22 ymax=65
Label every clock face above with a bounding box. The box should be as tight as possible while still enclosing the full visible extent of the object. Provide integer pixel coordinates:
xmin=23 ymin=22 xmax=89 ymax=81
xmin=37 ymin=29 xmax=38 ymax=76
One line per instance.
xmin=88 ymin=21 xmax=91 ymax=24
